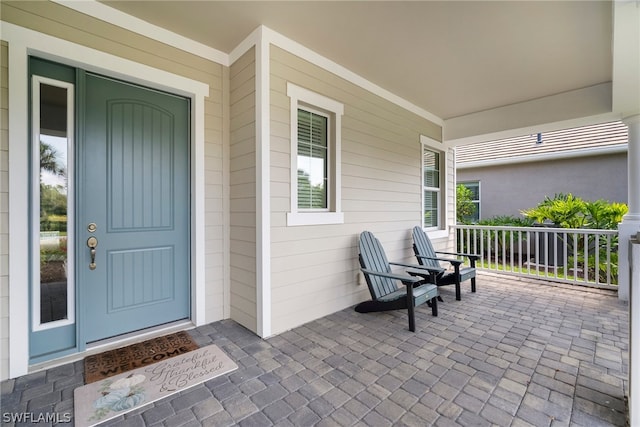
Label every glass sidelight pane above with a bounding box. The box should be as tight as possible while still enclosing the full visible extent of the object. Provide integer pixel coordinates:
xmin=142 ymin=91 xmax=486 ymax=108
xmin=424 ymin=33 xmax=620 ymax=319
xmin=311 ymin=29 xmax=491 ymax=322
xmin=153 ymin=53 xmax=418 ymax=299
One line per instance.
xmin=33 ymin=78 xmax=74 ymax=328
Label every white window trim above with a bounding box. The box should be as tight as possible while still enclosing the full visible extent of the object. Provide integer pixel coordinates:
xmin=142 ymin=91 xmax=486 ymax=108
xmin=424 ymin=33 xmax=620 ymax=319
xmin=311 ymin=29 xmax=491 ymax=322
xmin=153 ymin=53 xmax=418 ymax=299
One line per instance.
xmin=421 ymin=135 xmax=448 ymax=239
xmin=286 ymin=83 xmax=344 ymax=226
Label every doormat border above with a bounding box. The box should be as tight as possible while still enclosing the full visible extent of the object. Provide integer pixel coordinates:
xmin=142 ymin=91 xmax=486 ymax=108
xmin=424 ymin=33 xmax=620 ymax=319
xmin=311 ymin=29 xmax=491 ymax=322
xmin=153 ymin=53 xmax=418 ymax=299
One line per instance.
xmin=83 ymin=330 xmax=199 ymax=384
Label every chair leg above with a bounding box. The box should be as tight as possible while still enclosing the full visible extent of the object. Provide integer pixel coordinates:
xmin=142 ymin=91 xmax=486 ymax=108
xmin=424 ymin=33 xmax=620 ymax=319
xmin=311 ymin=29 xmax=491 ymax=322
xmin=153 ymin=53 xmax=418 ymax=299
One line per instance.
xmin=431 ymin=297 xmax=438 ymax=316
xmin=471 ymin=277 xmax=477 ymax=293
xmin=407 ymin=283 xmax=416 ymax=332
xmin=408 ymin=303 xmax=415 ymax=332
xmin=455 ymin=280 xmax=461 ymax=301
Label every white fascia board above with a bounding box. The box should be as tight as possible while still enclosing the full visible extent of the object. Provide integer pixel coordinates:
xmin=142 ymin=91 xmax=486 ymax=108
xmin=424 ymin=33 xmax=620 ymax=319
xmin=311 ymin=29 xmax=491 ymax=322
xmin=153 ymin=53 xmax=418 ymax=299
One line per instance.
xmin=51 ymin=0 xmax=229 ymax=66
xmin=446 ymin=112 xmax=623 ymax=148
xmin=457 ymin=144 xmax=628 ymax=170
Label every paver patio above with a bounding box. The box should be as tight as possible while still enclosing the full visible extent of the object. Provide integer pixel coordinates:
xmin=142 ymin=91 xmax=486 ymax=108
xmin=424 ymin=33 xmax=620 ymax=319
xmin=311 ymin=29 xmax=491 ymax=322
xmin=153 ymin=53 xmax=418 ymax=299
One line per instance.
xmin=0 ymin=272 xmax=629 ymax=426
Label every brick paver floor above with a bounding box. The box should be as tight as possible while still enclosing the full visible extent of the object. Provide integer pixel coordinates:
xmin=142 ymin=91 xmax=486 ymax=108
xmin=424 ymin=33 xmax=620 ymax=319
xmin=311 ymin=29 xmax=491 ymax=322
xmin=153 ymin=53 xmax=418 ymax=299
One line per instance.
xmin=1 ymin=272 xmax=629 ymax=426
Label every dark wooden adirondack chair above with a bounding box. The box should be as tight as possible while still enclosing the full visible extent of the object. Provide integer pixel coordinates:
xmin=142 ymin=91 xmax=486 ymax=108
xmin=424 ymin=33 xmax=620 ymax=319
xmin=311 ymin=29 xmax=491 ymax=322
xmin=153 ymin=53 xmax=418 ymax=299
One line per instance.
xmin=412 ymin=226 xmax=479 ymax=301
xmin=356 ymin=231 xmax=441 ymax=332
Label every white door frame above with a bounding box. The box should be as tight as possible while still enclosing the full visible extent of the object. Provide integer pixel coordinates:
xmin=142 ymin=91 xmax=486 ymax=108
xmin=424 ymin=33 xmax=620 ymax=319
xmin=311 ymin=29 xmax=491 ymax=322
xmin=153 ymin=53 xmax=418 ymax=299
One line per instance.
xmin=3 ymin=22 xmax=209 ymax=378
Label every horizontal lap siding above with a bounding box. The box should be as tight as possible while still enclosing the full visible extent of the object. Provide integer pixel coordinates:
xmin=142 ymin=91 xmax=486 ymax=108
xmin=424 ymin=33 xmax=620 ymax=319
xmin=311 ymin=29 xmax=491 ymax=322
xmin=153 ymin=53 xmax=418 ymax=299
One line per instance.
xmin=269 ymin=45 xmax=444 ymax=334
xmin=1 ymin=41 xmax=8 ymax=379
xmin=0 ymin=0 xmax=227 ymax=379
xmin=229 ymin=48 xmax=257 ymax=333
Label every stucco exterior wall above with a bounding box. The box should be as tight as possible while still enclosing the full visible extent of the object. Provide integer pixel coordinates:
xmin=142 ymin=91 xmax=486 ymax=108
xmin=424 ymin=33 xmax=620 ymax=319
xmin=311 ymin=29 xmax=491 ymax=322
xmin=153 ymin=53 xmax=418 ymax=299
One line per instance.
xmin=457 ymin=153 xmax=628 ymax=219
xmin=229 ymin=48 xmax=257 ymax=333
xmin=269 ymin=45 xmax=448 ymax=335
xmin=0 ymin=1 xmax=227 ymax=379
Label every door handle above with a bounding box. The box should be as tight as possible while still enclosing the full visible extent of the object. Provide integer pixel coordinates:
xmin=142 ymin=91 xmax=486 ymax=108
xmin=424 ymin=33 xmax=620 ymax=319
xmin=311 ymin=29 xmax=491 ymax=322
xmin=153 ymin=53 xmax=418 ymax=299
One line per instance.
xmin=87 ymin=236 xmax=98 ymax=270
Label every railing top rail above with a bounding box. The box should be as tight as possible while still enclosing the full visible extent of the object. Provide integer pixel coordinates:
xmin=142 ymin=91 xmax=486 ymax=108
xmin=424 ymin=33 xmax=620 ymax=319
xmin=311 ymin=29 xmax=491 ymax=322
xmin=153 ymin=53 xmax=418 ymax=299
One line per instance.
xmin=451 ymin=224 xmax=618 ymax=235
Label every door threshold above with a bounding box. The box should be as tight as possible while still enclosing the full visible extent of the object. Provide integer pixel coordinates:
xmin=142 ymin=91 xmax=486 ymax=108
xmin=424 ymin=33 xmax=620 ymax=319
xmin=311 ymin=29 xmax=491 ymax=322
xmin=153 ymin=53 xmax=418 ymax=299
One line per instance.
xmin=28 ymin=320 xmax=195 ymax=376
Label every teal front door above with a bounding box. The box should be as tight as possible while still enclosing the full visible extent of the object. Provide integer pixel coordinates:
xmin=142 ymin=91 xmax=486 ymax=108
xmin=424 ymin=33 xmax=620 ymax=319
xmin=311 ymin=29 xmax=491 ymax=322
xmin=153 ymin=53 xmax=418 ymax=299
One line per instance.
xmin=79 ymin=74 xmax=190 ymax=343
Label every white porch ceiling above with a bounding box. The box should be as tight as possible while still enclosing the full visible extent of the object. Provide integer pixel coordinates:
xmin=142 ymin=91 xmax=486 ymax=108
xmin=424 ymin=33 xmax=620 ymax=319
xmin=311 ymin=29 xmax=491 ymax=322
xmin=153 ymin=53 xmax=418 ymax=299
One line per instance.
xmin=100 ymin=1 xmax=629 ymax=140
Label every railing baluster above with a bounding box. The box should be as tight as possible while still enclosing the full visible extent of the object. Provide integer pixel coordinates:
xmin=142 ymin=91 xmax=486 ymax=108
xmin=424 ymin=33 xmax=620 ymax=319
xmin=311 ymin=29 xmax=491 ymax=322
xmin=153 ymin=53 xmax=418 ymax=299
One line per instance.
xmin=501 ymin=230 xmax=506 ymax=272
xmin=449 ymin=225 xmax=617 ymax=289
xmin=509 ymin=230 xmax=514 ymax=272
xmin=553 ymin=231 xmax=558 ymax=278
xmin=573 ymin=233 xmax=579 ymax=284
xmin=544 ymin=229 xmax=549 ymax=277
xmin=595 ymin=234 xmax=600 ymax=285
xmin=606 ymin=234 xmax=611 ymax=286
xmin=563 ymin=232 xmax=568 ymax=281
xmin=480 ymin=229 xmax=485 ymax=268
xmin=583 ymin=234 xmax=588 ymax=283
xmin=527 ymin=230 xmax=531 ymax=275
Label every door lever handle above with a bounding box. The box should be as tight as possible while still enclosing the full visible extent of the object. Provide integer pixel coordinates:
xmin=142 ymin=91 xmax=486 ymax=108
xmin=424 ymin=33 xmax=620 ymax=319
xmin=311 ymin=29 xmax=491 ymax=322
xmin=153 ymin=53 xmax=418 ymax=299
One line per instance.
xmin=87 ymin=236 xmax=98 ymax=270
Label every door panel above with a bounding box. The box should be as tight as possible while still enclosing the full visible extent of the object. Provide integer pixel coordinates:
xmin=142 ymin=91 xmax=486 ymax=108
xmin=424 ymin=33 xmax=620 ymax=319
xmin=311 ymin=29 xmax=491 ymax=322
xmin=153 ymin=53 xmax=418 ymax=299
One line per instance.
xmin=81 ymin=74 xmax=190 ymax=343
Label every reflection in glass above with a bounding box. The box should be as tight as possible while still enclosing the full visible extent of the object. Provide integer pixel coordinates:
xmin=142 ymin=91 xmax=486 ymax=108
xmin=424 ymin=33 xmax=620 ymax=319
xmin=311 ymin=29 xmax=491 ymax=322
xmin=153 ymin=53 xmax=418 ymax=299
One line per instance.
xmin=297 ymin=109 xmax=328 ymax=209
xmin=38 ymin=83 xmax=69 ymax=323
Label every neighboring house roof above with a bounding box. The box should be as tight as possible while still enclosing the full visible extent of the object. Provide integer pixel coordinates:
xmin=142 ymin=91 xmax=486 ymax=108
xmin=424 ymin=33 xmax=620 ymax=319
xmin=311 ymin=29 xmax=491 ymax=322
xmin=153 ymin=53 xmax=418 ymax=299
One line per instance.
xmin=456 ymin=121 xmax=628 ymax=169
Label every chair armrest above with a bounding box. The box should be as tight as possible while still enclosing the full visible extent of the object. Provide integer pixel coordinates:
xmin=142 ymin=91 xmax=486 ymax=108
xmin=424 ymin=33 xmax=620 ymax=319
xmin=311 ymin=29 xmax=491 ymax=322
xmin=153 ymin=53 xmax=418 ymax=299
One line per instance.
xmin=436 ymin=251 xmax=480 ymax=261
xmin=405 ymin=267 xmax=444 ymax=281
xmin=416 ymin=254 xmax=462 ymax=267
xmin=360 ymin=268 xmax=422 ymax=286
xmin=389 ymin=262 xmax=444 ymax=274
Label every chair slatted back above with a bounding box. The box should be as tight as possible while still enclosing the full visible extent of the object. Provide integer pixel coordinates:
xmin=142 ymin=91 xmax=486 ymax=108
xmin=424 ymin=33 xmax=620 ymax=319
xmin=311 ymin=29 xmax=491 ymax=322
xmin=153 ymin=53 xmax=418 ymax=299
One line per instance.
xmin=359 ymin=231 xmax=398 ymax=299
xmin=412 ymin=226 xmax=440 ymax=269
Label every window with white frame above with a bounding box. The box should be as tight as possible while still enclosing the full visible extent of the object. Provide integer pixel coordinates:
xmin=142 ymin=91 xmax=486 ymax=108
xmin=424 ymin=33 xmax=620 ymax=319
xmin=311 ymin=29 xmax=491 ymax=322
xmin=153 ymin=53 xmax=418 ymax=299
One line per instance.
xmin=422 ymin=142 xmax=443 ymax=229
xmin=460 ymin=181 xmax=480 ymax=223
xmin=287 ymin=83 xmax=344 ymax=226
xmin=297 ymin=108 xmax=328 ymax=210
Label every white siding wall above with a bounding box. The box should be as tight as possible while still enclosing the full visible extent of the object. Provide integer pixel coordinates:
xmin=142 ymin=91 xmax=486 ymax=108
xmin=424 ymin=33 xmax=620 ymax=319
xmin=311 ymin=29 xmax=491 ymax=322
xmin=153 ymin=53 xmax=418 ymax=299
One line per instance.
xmin=269 ymin=45 xmax=447 ymax=334
xmin=229 ymin=48 xmax=257 ymax=332
xmin=1 ymin=41 xmax=9 ymax=379
xmin=0 ymin=1 xmax=227 ymax=379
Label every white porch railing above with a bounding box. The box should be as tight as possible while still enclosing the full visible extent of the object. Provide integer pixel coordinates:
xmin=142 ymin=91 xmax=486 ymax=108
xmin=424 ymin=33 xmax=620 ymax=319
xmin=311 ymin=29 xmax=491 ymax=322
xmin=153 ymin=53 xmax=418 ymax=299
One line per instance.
xmin=452 ymin=224 xmax=619 ymax=289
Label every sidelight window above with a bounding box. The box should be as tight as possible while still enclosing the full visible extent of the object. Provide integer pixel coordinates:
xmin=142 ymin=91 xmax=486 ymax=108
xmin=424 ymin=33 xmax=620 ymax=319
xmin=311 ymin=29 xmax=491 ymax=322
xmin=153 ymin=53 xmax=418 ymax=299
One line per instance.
xmin=31 ymin=75 xmax=75 ymax=330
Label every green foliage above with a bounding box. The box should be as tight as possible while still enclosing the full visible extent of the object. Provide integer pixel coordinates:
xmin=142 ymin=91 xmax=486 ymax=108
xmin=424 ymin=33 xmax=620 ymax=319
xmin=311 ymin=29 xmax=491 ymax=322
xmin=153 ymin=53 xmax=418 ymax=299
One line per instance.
xmin=297 ymin=169 xmax=326 ymax=209
xmin=40 ymin=142 xmax=65 ymax=177
xmin=520 ymin=193 xmax=626 ymax=285
xmin=521 ymin=193 xmax=627 ymax=230
xmin=477 ymin=215 xmax=534 ymax=227
xmin=456 ymin=184 xmax=476 ymax=224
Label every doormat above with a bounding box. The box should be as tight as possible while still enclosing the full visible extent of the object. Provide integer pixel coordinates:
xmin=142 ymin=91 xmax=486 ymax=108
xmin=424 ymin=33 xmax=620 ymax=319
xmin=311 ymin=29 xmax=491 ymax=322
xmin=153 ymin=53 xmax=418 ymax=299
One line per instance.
xmin=84 ymin=331 xmax=199 ymax=384
xmin=74 ymin=344 xmax=237 ymax=427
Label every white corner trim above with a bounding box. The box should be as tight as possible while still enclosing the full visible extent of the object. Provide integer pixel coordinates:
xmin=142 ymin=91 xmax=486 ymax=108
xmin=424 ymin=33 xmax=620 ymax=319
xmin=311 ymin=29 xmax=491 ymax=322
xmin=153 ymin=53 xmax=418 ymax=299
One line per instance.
xmin=51 ymin=0 xmax=229 ymax=66
xmin=7 ymin=37 xmax=30 ymax=380
xmin=192 ymin=94 xmax=207 ymax=327
xmin=3 ymin=22 xmax=209 ymax=378
xmin=229 ymin=26 xmax=262 ymax=65
xmin=255 ymin=29 xmax=272 ymax=338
